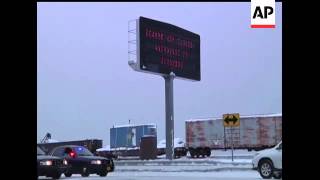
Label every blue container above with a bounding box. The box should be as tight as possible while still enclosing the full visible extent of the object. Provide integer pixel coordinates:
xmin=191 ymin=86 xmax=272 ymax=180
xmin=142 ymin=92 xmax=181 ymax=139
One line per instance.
xmin=110 ymin=124 xmax=157 ymax=148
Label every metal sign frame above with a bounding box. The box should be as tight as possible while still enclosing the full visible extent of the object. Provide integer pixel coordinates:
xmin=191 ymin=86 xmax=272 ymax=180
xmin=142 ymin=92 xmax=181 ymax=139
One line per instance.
xmin=128 ymin=17 xmax=201 ymax=160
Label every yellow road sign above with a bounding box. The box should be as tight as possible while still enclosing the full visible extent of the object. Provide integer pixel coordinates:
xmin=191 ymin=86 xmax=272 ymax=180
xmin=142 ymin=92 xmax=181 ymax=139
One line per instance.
xmin=223 ymin=113 xmax=240 ymax=127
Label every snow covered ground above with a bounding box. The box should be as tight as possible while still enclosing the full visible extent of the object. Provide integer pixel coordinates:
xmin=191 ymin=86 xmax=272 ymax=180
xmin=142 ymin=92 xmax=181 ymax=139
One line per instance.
xmin=114 ymin=164 xmax=252 ymax=172
xmin=211 ymin=149 xmax=257 ymax=156
xmin=38 ymin=150 xmax=271 ymax=180
xmin=114 ymin=158 xmax=252 ymax=167
xmin=38 ymin=171 xmax=263 ymax=180
xmin=114 ymin=155 xmax=252 ymax=172
xmin=114 ymin=149 xmax=255 ymax=165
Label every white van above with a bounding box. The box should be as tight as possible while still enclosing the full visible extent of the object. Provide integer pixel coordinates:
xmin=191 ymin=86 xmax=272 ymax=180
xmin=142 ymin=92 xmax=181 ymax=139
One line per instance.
xmin=252 ymin=141 xmax=282 ymax=179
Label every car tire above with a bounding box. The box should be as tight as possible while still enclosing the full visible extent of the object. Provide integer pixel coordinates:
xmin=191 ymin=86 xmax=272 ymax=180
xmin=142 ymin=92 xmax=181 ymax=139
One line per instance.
xmin=189 ymin=149 xmax=195 ymax=158
xmin=196 ymin=148 xmax=202 ymax=158
xmin=81 ymin=173 xmax=90 ymax=177
xmin=99 ymin=171 xmax=108 ymax=177
xmin=51 ymin=172 xmax=61 ymax=179
xmin=64 ymin=171 xmax=72 ymax=177
xmin=81 ymin=167 xmax=90 ymax=177
xmin=258 ymin=159 xmax=274 ymax=179
xmin=205 ymin=148 xmax=211 ymax=157
xmin=273 ymin=171 xmax=282 ymax=179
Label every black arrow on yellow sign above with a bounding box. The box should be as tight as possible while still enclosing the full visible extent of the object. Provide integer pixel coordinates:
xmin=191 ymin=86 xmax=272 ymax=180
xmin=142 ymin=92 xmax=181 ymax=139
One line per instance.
xmin=223 ymin=114 xmax=240 ymax=127
xmin=224 ymin=115 xmax=238 ymax=125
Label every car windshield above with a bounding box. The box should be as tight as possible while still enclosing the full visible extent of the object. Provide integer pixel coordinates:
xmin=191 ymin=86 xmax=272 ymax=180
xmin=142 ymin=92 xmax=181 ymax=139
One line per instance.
xmin=73 ymin=146 xmax=94 ymax=156
xmin=37 ymin=147 xmax=45 ymax=155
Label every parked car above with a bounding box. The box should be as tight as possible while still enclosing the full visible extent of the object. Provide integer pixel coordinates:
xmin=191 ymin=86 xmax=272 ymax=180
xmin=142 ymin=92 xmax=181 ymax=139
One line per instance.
xmin=49 ymin=145 xmax=114 ymax=177
xmin=252 ymin=141 xmax=282 ymax=179
xmin=37 ymin=146 xmax=68 ymax=179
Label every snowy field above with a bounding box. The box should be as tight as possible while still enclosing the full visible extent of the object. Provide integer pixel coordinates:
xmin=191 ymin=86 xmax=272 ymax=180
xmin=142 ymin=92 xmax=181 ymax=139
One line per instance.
xmin=114 ymin=158 xmax=252 ymax=169
xmin=114 ymin=149 xmax=255 ymax=166
xmin=38 ymin=170 xmax=263 ymax=180
xmin=114 ymin=150 xmax=257 ymax=161
xmin=38 ymin=159 xmax=263 ymax=180
xmin=38 ymin=150 xmax=277 ymax=179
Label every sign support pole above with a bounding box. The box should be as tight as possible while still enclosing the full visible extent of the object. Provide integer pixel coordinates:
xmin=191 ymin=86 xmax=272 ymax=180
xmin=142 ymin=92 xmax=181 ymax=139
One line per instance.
xmin=231 ymin=127 xmax=234 ymax=162
xmin=164 ymin=72 xmax=175 ymax=160
xmin=223 ymin=113 xmax=240 ymax=162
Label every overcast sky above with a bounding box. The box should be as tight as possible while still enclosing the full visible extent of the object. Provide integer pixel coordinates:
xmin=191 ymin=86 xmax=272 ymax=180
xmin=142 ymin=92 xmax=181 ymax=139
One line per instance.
xmin=37 ymin=2 xmax=282 ymax=146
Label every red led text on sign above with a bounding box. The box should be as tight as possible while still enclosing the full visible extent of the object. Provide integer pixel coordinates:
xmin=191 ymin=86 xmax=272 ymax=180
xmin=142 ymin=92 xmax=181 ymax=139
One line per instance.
xmin=160 ymin=56 xmax=184 ymax=70
xmin=139 ymin=16 xmax=200 ymax=81
xmin=144 ymin=28 xmax=194 ymax=70
xmin=145 ymin=28 xmax=194 ymax=49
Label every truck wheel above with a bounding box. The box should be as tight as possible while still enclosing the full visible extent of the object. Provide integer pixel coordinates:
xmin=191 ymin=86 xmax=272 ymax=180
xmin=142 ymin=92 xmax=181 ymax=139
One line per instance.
xmin=200 ymin=151 xmax=205 ymax=157
xmin=258 ymin=159 xmax=274 ymax=179
xmin=196 ymin=148 xmax=202 ymax=158
xmin=201 ymin=149 xmax=206 ymax=158
xmin=189 ymin=148 xmax=195 ymax=158
xmin=183 ymin=150 xmax=187 ymax=156
xmin=193 ymin=150 xmax=198 ymax=158
xmin=206 ymin=148 xmax=211 ymax=157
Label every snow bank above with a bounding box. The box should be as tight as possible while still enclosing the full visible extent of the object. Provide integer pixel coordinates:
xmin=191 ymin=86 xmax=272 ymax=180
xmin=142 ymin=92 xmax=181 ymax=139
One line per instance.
xmin=157 ymin=138 xmax=185 ymax=148
xmin=97 ymin=145 xmax=140 ymax=152
xmin=114 ymin=164 xmax=252 ymax=173
xmin=113 ymin=124 xmax=156 ymax=128
xmin=96 ymin=145 xmax=111 ymax=151
xmin=44 ymin=139 xmax=59 ymax=143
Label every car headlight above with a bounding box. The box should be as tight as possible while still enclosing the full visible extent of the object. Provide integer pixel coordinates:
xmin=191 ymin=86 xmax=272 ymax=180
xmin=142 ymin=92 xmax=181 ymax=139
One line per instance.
xmin=63 ymin=159 xmax=68 ymax=165
xmin=91 ymin=160 xmax=102 ymax=165
xmin=40 ymin=160 xmax=53 ymax=166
